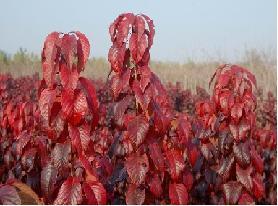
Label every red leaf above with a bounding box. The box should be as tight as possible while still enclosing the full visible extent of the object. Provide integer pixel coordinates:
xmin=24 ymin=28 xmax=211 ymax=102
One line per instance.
xmin=125 ymin=153 xmax=149 ymax=185
xmin=79 ymin=77 xmax=99 ymax=128
xmin=60 ymin=63 xmax=78 ymax=90
xmin=231 ymin=103 xmax=243 ymax=122
xmin=108 ymin=45 xmax=125 ymax=72
xmin=61 ymin=89 xmax=74 ymax=120
xmin=188 ymin=145 xmax=200 ymax=167
xmin=42 ymin=32 xmax=59 ymax=63
xmin=133 ymin=79 xmax=151 ymax=112
xmin=72 ymin=90 xmax=88 ymax=125
xmin=41 ymin=163 xmax=58 ymax=199
xmin=148 ymin=142 xmax=165 ymax=172
xmin=141 ymin=14 xmax=155 ymax=47
xmin=54 ymin=176 xmax=82 ymax=205
xmin=39 ymin=89 xmax=56 ymax=126
xmin=135 ymin=15 xmax=145 ymax=38
xmin=21 ymin=148 xmax=37 ymax=172
xmin=42 ymin=62 xmax=56 ymax=88
xmin=76 ymin=31 xmax=90 ymax=72
xmin=200 ymin=142 xmax=215 ymax=161
xmin=148 ymin=174 xmax=162 ymax=198
xmin=138 ymin=65 xmax=151 ymax=92
xmin=68 ymin=124 xmax=82 ymax=154
xmin=83 ymin=181 xmax=107 ymax=205
xmin=238 ymin=120 xmax=251 ymax=141
xmin=238 ymin=192 xmax=255 ymax=205
xmin=250 ymin=147 xmax=264 ymax=174
xmin=127 ymin=115 xmax=149 ymax=147
xmin=165 ymin=148 xmax=185 ymax=180
xmin=129 ymin=33 xmax=148 ymax=63
xmin=223 ymin=181 xmax=242 ymax=204
xmin=177 ymin=114 xmax=192 ymax=144
xmin=15 ymin=131 xmax=31 ymax=156
xmin=169 ymin=183 xmax=188 ymax=205
xmin=79 ymin=124 xmax=91 ymax=151
xmin=126 ymin=184 xmax=145 ymax=205
xmin=110 ymin=69 xmax=131 ymax=98
xmin=51 ymin=142 xmax=71 ymax=170
xmin=116 ymin=14 xmax=133 ymax=45
xmin=114 ymin=95 xmax=132 ymax=127
xmin=218 ymin=155 xmax=235 ymax=181
xmin=61 ymin=33 xmax=77 ymax=69
xmin=233 ymin=142 xmax=251 ymax=168
xmin=183 ymin=169 xmax=194 ymax=191
xmin=236 ymin=164 xmax=253 ymax=191
xmin=252 ymin=174 xmax=265 ymax=199
xmin=152 ymin=101 xmax=171 ymax=134
xmin=79 ymin=153 xmax=97 ymax=182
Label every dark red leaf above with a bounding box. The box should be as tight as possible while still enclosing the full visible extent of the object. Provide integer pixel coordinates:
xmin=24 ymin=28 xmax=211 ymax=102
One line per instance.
xmin=183 ymin=169 xmax=194 ymax=191
xmin=114 ymin=95 xmax=132 ymax=127
xmin=51 ymin=142 xmax=71 ymax=170
xmin=68 ymin=124 xmax=82 ymax=154
xmin=61 ymin=34 xmax=77 ymax=69
xmin=231 ymin=103 xmax=243 ymax=122
xmin=15 ymin=131 xmax=31 ymax=156
xmin=233 ymin=142 xmax=251 ymax=168
xmin=250 ymin=147 xmax=264 ymax=174
xmin=41 ymin=163 xmax=58 ymax=198
xmin=79 ymin=153 xmax=97 ymax=182
xmin=73 ymin=90 xmax=88 ymax=124
xmin=54 ymin=176 xmax=82 ymax=205
xmin=133 ymin=80 xmax=151 ymax=112
xmin=165 ymin=148 xmax=185 ymax=180
xmin=76 ymin=31 xmax=90 ymax=72
xmin=127 ymin=115 xmax=149 ymax=147
xmin=148 ymin=174 xmax=162 ymax=198
xmin=61 ymin=89 xmax=74 ymax=120
xmin=218 ymin=155 xmax=234 ymax=181
xmin=129 ymin=33 xmax=148 ymax=63
xmin=236 ymin=164 xmax=253 ymax=191
xmin=138 ymin=65 xmax=151 ymax=92
xmin=188 ymin=145 xmax=200 ymax=167
xmin=200 ymin=142 xmax=215 ymax=161
xmin=169 ymin=183 xmax=188 ymax=205
xmin=135 ymin=15 xmax=145 ymax=38
xmin=42 ymin=62 xmax=56 ymax=88
xmin=126 ymin=184 xmax=145 ymax=205
xmin=60 ymin=63 xmax=78 ymax=90
xmin=108 ymin=45 xmax=125 ymax=73
xmin=223 ymin=181 xmax=242 ymax=204
xmin=21 ymin=148 xmax=37 ymax=172
xmin=79 ymin=77 xmax=99 ymax=128
xmin=141 ymin=14 xmax=155 ymax=47
xmin=148 ymin=142 xmax=165 ymax=171
xmin=42 ymin=32 xmax=59 ymax=63
xmin=125 ymin=153 xmax=149 ymax=185
xmin=252 ymin=174 xmax=265 ymax=199
xmin=39 ymin=89 xmax=56 ymax=126
xmin=177 ymin=114 xmax=192 ymax=144
xmin=78 ymin=124 xmax=91 ymax=151
xmin=238 ymin=192 xmax=255 ymax=205
xmin=83 ymin=181 xmax=107 ymax=205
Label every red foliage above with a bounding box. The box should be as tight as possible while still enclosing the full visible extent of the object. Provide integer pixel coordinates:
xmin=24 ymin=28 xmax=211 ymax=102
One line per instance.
xmin=0 ymin=13 xmax=276 ymax=205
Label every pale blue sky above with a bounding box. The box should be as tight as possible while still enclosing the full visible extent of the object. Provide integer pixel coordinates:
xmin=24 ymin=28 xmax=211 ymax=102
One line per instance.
xmin=0 ymin=0 xmax=276 ymax=62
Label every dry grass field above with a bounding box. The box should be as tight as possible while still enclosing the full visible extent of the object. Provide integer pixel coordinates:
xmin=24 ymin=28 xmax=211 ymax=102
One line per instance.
xmin=0 ymin=48 xmax=276 ymax=96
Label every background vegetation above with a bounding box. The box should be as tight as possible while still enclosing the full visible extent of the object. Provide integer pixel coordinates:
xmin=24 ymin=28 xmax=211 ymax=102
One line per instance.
xmin=0 ymin=48 xmax=276 ymax=96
